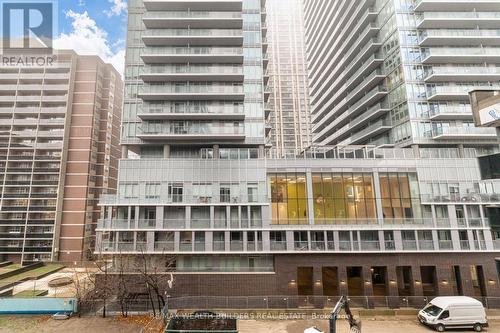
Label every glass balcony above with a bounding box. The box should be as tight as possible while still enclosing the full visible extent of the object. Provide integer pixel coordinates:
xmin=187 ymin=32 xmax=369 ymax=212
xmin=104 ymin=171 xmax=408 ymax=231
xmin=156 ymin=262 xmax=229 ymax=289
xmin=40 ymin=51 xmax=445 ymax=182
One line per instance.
xmin=419 ymin=29 xmax=500 ymax=46
xmin=138 ymin=123 xmax=245 ymax=140
xmin=154 ymin=241 xmax=174 ymax=252
xmin=438 ymin=240 xmax=453 ymax=250
xmin=270 ymin=241 xmax=286 ymax=251
xmin=417 ymin=12 xmax=500 ymax=29
xmin=432 ymin=126 xmax=497 ymax=140
xmin=422 ymin=47 xmax=500 ymax=64
xmin=143 ymin=11 xmax=242 ymax=29
xmin=424 ymin=66 xmax=500 ymax=82
xmin=402 ymin=240 xmax=417 ymax=251
xmin=418 ymin=240 xmax=434 ymax=250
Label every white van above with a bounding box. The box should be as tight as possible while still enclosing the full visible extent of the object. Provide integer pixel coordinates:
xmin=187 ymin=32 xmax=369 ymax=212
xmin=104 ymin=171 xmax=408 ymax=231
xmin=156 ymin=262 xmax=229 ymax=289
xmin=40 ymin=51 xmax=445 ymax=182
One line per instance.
xmin=418 ymin=296 xmax=488 ymax=332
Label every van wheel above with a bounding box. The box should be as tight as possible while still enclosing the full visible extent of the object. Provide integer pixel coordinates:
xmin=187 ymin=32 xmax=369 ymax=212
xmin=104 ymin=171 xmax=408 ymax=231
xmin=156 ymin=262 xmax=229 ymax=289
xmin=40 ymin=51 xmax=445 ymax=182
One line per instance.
xmin=435 ymin=324 xmax=445 ymax=332
xmin=473 ymin=323 xmax=483 ymax=332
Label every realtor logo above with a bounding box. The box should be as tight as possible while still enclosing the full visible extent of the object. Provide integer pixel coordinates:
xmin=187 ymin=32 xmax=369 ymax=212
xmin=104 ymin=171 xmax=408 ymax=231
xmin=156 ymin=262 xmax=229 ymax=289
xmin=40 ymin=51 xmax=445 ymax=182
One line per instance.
xmin=1 ymin=0 xmax=56 ymax=53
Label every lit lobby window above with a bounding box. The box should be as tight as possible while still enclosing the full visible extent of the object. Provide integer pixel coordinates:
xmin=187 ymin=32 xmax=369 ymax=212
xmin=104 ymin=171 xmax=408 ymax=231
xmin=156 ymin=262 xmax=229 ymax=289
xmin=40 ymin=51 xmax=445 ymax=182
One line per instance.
xmin=270 ymin=173 xmax=308 ymax=224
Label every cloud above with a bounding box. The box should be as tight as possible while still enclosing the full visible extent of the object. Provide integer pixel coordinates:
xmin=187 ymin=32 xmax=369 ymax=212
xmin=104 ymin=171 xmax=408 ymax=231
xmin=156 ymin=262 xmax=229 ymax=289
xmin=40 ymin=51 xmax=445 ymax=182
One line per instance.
xmin=105 ymin=0 xmax=127 ymax=17
xmin=54 ymin=10 xmax=125 ymax=75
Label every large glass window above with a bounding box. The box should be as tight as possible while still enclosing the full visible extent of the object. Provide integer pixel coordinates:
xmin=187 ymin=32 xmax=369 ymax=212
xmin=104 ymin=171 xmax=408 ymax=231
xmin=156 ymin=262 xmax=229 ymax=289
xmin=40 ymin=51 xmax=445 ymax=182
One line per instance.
xmin=270 ymin=173 xmax=308 ymax=224
xmin=312 ymin=173 xmax=376 ymax=223
xmin=379 ymin=172 xmax=420 ymax=219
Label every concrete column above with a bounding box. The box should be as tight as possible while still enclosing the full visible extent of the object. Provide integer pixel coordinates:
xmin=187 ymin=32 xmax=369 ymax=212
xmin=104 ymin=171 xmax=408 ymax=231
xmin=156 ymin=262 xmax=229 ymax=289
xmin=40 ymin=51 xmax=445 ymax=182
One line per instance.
xmin=333 ymin=231 xmax=340 ymax=251
xmin=378 ymin=230 xmax=386 ymax=251
xmin=147 ymin=232 xmax=154 ymax=252
xmin=163 ymin=145 xmax=170 ymax=158
xmin=134 ymin=206 xmax=140 ymax=229
xmin=213 ymin=145 xmax=219 ymax=159
xmin=262 ymin=231 xmax=270 ymax=251
xmin=156 ymin=206 xmax=163 ymax=229
xmin=483 ymin=230 xmax=494 ymax=250
xmin=450 ymin=230 xmax=461 ymax=251
xmin=185 ymin=206 xmax=191 ymax=229
xmin=121 ymin=145 xmax=128 ymax=159
xmin=286 ymin=230 xmax=294 ymax=251
xmin=431 ymin=230 xmax=440 ymax=251
xmin=411 ymin=144 xmax=420 ymax=158
xmin=243 ymin=231 xmax=247 ymax=252
xmin=206 ymin=232 xmax=213 ymax=252
xmin=448 ymin=204 xmax=458 ymax=228
xmin=394 ymin=230 xmax=403 ymax=251
xmin=457 ymin=144 xmax=464 ymax=158
xmin=174 ymin=232 xmax=180 ymax=252
xmin=224 ymin=231 xmax=230 ymax=252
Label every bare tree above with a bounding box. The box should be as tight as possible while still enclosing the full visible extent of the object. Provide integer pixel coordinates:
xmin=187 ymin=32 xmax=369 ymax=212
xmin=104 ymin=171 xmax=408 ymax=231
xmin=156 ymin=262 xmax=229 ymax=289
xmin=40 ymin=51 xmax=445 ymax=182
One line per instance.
xmin=115 ymin=251 xmax=132 ymax=317
xmin=136 ymin=249 xmax=176 ymax=317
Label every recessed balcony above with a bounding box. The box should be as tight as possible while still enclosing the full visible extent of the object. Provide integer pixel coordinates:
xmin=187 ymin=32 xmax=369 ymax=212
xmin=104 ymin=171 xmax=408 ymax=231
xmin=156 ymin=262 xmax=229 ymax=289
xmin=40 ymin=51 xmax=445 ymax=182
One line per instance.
xmin=415 ymin=0 xmax=500 ymax=11
xmin=419 ymin=29 xmax=500 ymax=47
xmin=143 ymin=11 xmax=242 ymax=29
xmin=143 ymin=0 xmax=243 ymax=11
xmin=137 ymin=124 xmax=245 ymax=141
xmin=142 ymin=29 xmax=243 ymax=46
xmin=422 ymin=47 xmax=500 ymax=64
xmin=138 ymin=84 xmax=245 ymax=101
xmin=432 ymin=126 xmax=497 ymax=140
xmin=140 ymin=66 xmax=244 ymax=82
xmin=417 ymin=12 xmax=500 ymax=29
xmin=137 ymin=104 xmax=245 ymax=120
xmin=141 ymin=46 xmax=244 ymax=64
xmin=424 ymin=66 xmax=500 ymax=82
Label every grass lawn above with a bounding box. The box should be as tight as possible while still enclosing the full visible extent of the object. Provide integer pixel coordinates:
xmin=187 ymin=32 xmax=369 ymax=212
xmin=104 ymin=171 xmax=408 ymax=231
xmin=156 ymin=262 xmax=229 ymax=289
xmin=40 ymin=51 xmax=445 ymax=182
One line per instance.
xmin=0 ymin=264 xmax=64 ymax=289
xmin=13 ymin=289 xmax=49 ymax=297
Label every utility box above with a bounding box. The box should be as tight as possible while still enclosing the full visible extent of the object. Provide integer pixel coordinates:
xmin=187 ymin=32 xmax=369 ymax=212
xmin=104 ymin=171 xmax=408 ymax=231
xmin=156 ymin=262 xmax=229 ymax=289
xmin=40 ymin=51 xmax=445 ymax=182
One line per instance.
xmin=165 ymin=316 xmax=237 ymax=333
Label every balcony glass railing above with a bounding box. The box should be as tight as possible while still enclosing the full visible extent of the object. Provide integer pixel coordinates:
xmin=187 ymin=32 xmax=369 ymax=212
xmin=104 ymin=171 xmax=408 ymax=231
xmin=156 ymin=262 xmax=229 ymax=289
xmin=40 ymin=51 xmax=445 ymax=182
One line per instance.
xmin=140 ymin=103 xmax=244 ymax=115
xmin=143 ymin=29 xmax=242 ymax=37
xmin=420 ymin=29 xmax=500 ymax=41
xmin=142 ymin=46 xmax=243 ymax=55
xmin=139 ymin=84 xmax=243 ymax=95
xmin=144 ymin=11 xmax=242 ymax=19
xmin=432 ymin=126 xmax=497 ymax=137
xmin=139 ymin=123 xmax=244 ymax=136
xmin=142 ymin=65 xmax=243 ymax=75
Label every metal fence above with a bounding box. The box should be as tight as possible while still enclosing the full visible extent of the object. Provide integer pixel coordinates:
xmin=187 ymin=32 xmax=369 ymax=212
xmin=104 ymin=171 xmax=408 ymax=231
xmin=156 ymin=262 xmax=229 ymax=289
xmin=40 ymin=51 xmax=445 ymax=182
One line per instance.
xmin=83 ymin=296 xmax=500 ymax=315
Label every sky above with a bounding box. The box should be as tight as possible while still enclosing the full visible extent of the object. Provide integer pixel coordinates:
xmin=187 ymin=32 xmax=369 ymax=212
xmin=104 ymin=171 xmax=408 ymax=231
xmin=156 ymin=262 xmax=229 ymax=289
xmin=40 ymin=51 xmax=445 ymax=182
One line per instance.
xmin=54 ymin=0 xmax=128 ymax=75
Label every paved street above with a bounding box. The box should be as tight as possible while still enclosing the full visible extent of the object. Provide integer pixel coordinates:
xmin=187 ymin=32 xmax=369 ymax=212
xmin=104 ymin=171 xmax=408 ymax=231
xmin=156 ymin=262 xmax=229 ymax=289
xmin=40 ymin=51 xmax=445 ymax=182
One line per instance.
xmin=0 ymin=316 xmax=498 ymax=333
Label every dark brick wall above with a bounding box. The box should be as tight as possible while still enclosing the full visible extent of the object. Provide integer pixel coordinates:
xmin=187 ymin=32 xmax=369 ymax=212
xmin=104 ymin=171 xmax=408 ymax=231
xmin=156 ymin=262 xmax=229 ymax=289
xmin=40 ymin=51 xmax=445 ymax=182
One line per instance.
xmin=96 ymin=253 xmax=500 ymax=298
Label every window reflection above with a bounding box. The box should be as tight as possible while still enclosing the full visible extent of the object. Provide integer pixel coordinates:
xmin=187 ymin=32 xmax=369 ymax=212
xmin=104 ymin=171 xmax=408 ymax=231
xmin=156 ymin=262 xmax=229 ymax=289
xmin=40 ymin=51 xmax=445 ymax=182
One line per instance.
xmin=270 ymin=173 xmax=308 ymax=224
xmin=270 ymin=171 xmax=421 ymax=225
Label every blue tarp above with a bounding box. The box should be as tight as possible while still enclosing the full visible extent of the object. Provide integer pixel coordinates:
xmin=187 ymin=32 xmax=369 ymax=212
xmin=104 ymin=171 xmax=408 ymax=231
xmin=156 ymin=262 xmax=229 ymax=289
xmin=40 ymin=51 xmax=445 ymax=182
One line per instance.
xmin=0 ymin=297 xmax=77 ymax=314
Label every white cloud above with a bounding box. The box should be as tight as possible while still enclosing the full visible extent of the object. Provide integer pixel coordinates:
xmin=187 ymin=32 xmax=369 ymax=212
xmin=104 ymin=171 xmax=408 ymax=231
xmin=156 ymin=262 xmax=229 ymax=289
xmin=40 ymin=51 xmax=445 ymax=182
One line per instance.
xmin=54 ymin=10 xmax=125 ymax=75
xmin=105 ymin=0 xmax=127 ymax=17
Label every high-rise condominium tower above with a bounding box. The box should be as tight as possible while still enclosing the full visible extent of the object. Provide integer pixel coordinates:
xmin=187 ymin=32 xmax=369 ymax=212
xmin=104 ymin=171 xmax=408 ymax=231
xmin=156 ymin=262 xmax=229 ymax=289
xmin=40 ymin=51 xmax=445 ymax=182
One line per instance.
xmin=96 ymin=0 xmax=500 ymax=303
xmin=0 ymin=51 xmax=123 ymax=263
xmin=304 ymin=0 xmax=500 ymax=153
xmin=266 ymin=0 xmax=311 ymax=155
